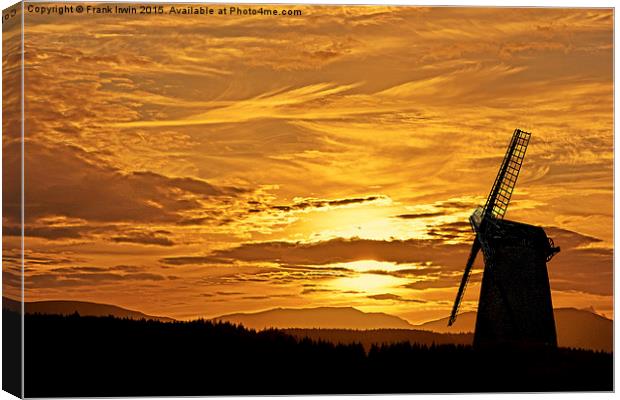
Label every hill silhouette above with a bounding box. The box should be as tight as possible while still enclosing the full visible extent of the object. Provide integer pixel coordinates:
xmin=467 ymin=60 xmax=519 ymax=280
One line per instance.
xmin=417 ymin=310 xmax=477 ymax=333
xmin=214 ymin=306 xmax=414 ymax=329
xmin=417 ymin=308 xmax=613 ymax=352
xmin=16 ymin=310 xmax=611 ymax=396
xmin=3 ymin=297 xmax=174 ymax=322
xmin=8 ymin=297 xmax=611 ymax=353
xmin=215 ymin=305 xmax=611 ymax=353
xmin=283 ymin=328 xmax=472 ymax=351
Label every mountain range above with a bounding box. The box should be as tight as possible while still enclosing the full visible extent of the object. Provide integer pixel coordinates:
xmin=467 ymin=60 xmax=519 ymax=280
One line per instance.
xmin=213 ymin=306 xmax=415 ymax=330
xmin=215 ymin=305 xmax=613 ymax=352
xmin=5 ymin=297 xmax=612 ymax=352
xmin=417 ymin=308 xmax=613 ymax=353
xmin=2 ymin=297 xmax=174 ymax=322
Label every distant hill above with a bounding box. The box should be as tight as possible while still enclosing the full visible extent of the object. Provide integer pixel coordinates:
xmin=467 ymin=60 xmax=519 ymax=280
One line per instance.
xmin=283 ymin=328 xmax=472 ymax=351
xmin=416 ymin=310 xmax=477 ymax=333
xmin=214 ymin=306 xmax=415 ymax=330
xmin=416 ymin=308 xmax=613 ymax=353
xmin=555 ymin=308 xmax=613 ymax=353
xmin=5 ymin=297 xmax=611 ymax=353
xmin=416 ymin=311 xmax=478 ymax=334
xmin=2 ymin=297 xmax=174 ymax=322
xmin=216 ymin=306 xmax=612 ymax=353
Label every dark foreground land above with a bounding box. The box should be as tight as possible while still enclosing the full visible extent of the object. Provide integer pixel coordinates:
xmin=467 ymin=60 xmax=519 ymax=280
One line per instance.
xmin=9 ymin=311 xmax=612 ymax=396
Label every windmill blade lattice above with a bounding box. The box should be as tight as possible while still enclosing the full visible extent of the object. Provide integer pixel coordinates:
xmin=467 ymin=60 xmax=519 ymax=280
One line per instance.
xmin=483 ymin=129 xmax=531 ymax=220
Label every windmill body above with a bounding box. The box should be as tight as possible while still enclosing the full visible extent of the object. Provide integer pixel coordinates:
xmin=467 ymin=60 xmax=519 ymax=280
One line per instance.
xmin=449 ymin=129 xmax=560 ymax=348
xmin=474 ymin=219 xmax=557 ymax=347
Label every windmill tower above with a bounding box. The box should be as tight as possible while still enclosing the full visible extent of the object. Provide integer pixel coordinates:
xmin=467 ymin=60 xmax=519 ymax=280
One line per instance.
xmin=448 ymin=129 xmax=560 ymax=348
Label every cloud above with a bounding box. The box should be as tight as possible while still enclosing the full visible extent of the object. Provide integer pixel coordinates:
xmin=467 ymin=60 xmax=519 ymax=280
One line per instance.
xmin=543 ymin=226 xmax=602 ymax=249
xmin=211 ymin=237 xmax=469 ymax=267
xmin=392 ymin=199 xmax=476 ymax=227
xmin=435 ymin=200 xmax=476 ymax=211
xmin=111 ymin=230 xmax=175 ymax=247
xmin=22 ymin=254 xmax=81 ymax=266
xmin=195 ymin=264 xmax=354 ymax=287
xmin=4 ymin=225 xmax=86 ymax=240
xmin=395 ymin=212 xmax=444 ymax=219
xmin=426 ymin=221 xmax=474 ymax=241
xmin=50 ymin=266 xmax=109 ymax=273
xmin=366 ymin=267 xmax=439 ymax=278
xmin=6 ymin=220 xmax=181 ymax=250
xmin=26 ymin=269 xmax=168 ymax=289
xmin=112 ymin=82 xmax=362 ymax=128
xmin=160 ymin=256 xmax=233 ymax=266
xmin=109 ymin=265 xmax=146 ymax=273
xmin=301 ymin=288 xmax=334 ymax=295
xmin=240 ymin=294 xmax=294 ymax=300
xmin=3 ymin=271 xmax=22 ymax=290
xmin=216 ymin=291 xmax=244 ymax=296
xmin=5 ymin=141 xmax=246 ymax=226
xmin=367 ymin=293 xmax=426 ymax=303
xmin=403 ymin=271 xmax=481 ymax=291
xmin=547 ymin=246 xmax=612 ymax=296
xmin=162 ymin=237 xmax=470 ymax=269
xmin=170 ymin=225 xmax=613 ymax=297
xmin=270 ymin=195 xmax=389 ymax=213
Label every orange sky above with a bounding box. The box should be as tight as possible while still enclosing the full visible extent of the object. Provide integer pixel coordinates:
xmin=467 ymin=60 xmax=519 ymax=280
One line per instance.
xmin=3 ymin=4 xmax=613 ymax=323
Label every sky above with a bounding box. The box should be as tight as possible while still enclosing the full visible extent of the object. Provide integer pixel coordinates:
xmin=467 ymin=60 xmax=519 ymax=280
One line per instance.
xmin=2 ymin=4 xmax=613 ymax=323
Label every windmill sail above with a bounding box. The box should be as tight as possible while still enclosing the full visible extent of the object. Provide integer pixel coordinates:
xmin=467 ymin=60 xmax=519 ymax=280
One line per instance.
xmin=447 ymin=129 xmax=531 ymax=326
xmin=482 ymin=129 xmax=531 ymax=220
xmin=448 ymin=238 xmax=480 ymax=326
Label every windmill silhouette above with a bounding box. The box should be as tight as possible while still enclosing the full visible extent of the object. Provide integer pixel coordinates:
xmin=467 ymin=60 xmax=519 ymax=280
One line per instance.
xmin=448 ymin=129 xmax=560 ymax=347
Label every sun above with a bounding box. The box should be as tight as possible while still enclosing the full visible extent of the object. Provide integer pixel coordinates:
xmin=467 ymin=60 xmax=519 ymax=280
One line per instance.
xmin=329 ymin=274 xmax=404 ymax=293
xmin=322 ymin=260 xmax=410 ymax=293
xmin=296 ymin=205 xmax=432 ymax=241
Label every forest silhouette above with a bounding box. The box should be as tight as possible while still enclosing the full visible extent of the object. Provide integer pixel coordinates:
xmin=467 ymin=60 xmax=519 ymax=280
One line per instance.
xmin=10 ymin=310 xmax=612 ymax=396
